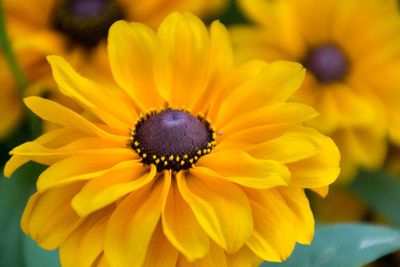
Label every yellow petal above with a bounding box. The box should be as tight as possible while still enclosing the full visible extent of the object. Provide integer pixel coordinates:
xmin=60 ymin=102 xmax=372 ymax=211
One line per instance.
xmin=177 ymin=241 xmax=227 ymax=267
xmin=215 ymin=61 xmax=305 ymax=127
xmin=313 ymin=83 xmax=378 ymax=133
xmin=108 ymin=20 xmax=164 ymax=111
xmin=60 ymin=210 xmax=111 ymax=267
xmin=21 ymin=183 xmax=83 ymax=250
xmin=334 ymin=128 xmax=386 ymax=171
xmin=37 ymin=155 xmax=137 ymax=192
xmin=72 ymin=165 xmax=155 ymax=216
xmin=244 ymin=188 xmax=297 ymax=262
xmin=208 ymin=60 xmax=268 ymax=121
xmin=24 ymin=97 xmax=127 ymax=144
xmin=226 ymin=245 xmax=263 ymax=267
xmin=238 ymin=0 xmax=294 ymax=31
xmin=219 ymin=103 xmax=318 ymax=141
xmin=155 ymin=12 xmax=210 ymax=109
xmin=4 ymin=155 xmax=30 ymax=178
xmin=13 ymin=29 xmax=65 ymax=54
xmin=278 ymin=187 xmax=314 ymax=244
xmin=311 ymin=186 xmax=329 ymax=198
xmin=222 ymin=124 xmax=295 ymax=145
xmin=162 ymin=178 xmax=209 ymax=261
xmin=293 ymin=0 xmax=336 ymax=44
xmin=9 ymin=137 xmax=134 ymax=166
xmin=235 ymin=0 xmax=304 ymax=58
xmin=333 ymin=127 xmax=387 ymax=182
xmin=246 ymin=131 xmax=320 ymax=163
xmin=47 ymin=55 xmax=136 ymax=129
xmin=5 ymin=0 xmax=56 ymax=34
xmin=96 ymin=254 xmax=110 ymax=267
xmin=4 ymin=128 xmax=86 ymax=177
xmin=192 ymin=20 xmax=234 ymax=114
xmin=104 ymin=172 xmax=171 ymax=267
xmin=196 ymin=150 xmax=290 ymax=188
xmin=34 ymin=127 xmax=87 ymax=147
xmin=195 ymin=242 xmax=227 ymax=267
xmin=177 ymin=172 xmax=253 ymax=253
xmin=142 ymin=223 xmax=179 ymax=267
xmin=288 ymin=127 xmax=340 ymax=188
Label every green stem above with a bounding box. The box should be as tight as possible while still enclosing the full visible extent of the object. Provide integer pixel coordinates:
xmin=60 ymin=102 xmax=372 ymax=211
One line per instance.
xmin=0 ymin=0 xmax=27 ymax=92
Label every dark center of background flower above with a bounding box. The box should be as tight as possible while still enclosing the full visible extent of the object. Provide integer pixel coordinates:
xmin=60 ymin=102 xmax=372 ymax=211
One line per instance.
xmin=131 ymin=109 xmax=216 ymax=172
xmin=53 ymin=0 xmax=124 ymax=48
xmin=304 ymin=44 xmax=349 ymax=83
xmin=70 ymin=0 xmax=107 ymax=17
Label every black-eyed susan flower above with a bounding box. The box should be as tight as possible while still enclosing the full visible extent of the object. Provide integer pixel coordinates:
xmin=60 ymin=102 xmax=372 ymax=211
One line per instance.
xmin=4 ymin=13 xmax=340 ymax=266
xmin=0 ymin=0 xmax=227 ymax=138
xmin=231 ymin=0 xmax=400 ymax=181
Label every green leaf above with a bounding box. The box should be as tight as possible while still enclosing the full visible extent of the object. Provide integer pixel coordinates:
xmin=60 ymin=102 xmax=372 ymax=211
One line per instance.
xmin=350 ymin=170 xmax=400 ymax=227
xmin=22 ymin=235 xmax=60 ymax=267
xmin=261 ymin=224 xmax=400 ymax=267
xmin=0 ymin=164 xmax=35 ymax=267
xmin=0 ymin=209 xmax=25 ymax=267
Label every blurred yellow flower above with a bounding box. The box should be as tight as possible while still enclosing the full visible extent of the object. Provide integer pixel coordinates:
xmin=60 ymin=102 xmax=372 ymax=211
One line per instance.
xmin=0 ymin=54 xmax=23 ymax=140
xmin=0 ymin=0 xmax=227 ymax=138
xmin=5 ymin=13 xmax=340 ymax=266
xmin=231 ymin=0 xmax=400 ymax=181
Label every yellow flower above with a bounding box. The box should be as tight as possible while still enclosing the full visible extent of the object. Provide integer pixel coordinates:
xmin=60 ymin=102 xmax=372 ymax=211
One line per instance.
xmin=0 ymin=0 xmax=227 ymax=138
xmin=5 ymin=13 xmax=340 ymax=266
xmin=231 ymin=0 xmax=400 ymax=181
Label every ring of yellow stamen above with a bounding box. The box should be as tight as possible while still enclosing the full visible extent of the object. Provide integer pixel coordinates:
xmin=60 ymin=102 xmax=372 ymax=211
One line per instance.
xmin=130 ymin=108 xmax=216 ymax=172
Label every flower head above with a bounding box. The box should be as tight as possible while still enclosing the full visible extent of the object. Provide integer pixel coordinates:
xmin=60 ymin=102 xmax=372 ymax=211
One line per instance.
xmin=5 ymin=13 xmax=340 ymax=266
xmin=232 ymin=0 xmax=400 ymax=180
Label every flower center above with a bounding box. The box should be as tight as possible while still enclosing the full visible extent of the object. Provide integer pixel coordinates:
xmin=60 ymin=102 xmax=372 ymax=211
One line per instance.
xmin=303 ymin=44 xmax=349 ymax=83
xmin=53 ymin=0 xmax=124 ymax=48
xmin=131 ymin=109 xmax=216 ymax=172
